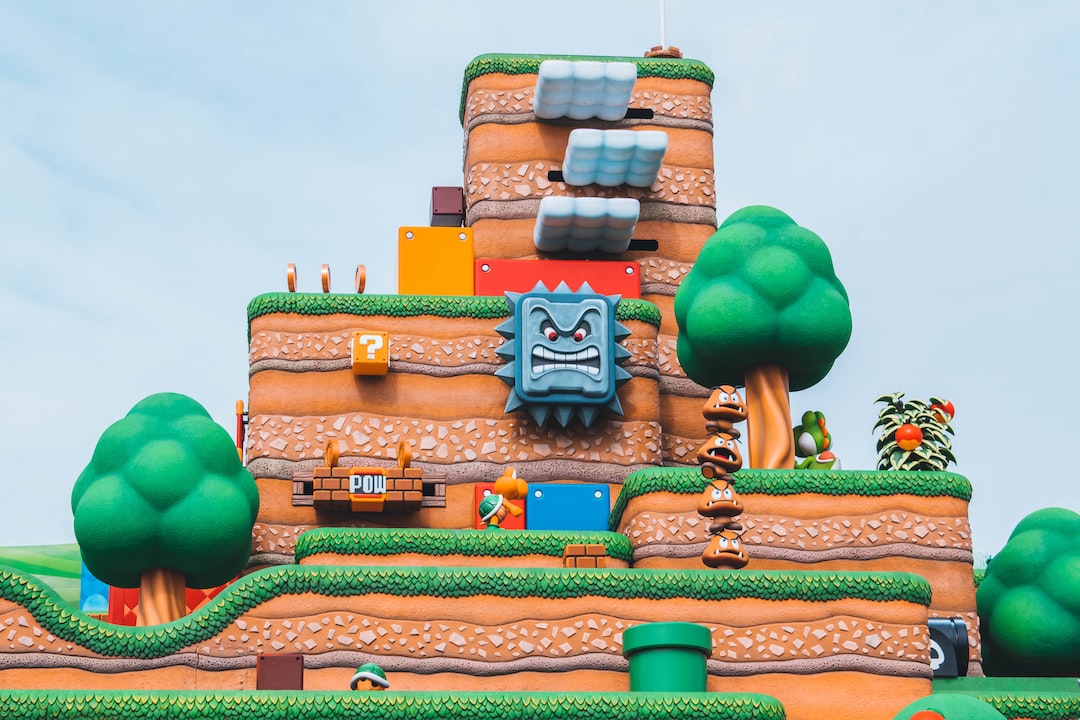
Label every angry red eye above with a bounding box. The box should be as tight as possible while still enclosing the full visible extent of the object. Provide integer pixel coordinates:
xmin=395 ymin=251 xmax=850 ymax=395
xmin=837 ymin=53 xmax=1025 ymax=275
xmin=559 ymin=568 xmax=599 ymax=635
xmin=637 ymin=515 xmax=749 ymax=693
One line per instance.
xmin=545 ymin=327 xmax=558 ymax=341
xmin=573 ymin=328 xmax=587 ymax=342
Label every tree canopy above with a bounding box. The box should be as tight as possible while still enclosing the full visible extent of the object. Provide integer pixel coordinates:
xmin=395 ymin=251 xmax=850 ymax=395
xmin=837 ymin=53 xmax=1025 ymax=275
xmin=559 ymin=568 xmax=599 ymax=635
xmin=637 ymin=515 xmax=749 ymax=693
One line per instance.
xmin=71 ymin=393 xmax=259 ymax=589
xmin=674 ymin=205 xmax=852 ymax=391
xmin=976 ymin=507 xmax=1080 ymax=676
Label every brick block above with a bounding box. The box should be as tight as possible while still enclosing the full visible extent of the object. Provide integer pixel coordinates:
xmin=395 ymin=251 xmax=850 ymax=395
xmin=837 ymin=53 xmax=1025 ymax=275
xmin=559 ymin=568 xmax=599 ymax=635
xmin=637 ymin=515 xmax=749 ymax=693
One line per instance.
xmin=385 ymin=490 xmax=404 ymax=503
xmin=585 ymin=544 xmax=607 ymax=556
xmin=404 ymin=468 xmax=423 ymax=478
xmin=331 ymin=490 xmax=351 ymax=502
xmin=332 ymin=467 xmax=352 ymax=478
xmin=576 ymin=557 xmax=597 ymax=568
xmin=564 ymin=544 xmax=585 ymax=556
xmin=385 ymin=468 xmax=404 ymax=479
xmin=313 ymin=490 xmax=332 ymax=503
xmin=313 ymin=467 xmax=332 ymax=479
xmin=595 ymin=556 xmax=608 ymax=568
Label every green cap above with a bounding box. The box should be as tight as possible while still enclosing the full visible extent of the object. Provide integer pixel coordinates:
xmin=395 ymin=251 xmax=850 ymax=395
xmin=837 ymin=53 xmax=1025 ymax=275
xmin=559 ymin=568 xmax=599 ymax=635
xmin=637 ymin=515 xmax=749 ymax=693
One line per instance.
xmin=350 ymin=662 xmax=390 ymax=689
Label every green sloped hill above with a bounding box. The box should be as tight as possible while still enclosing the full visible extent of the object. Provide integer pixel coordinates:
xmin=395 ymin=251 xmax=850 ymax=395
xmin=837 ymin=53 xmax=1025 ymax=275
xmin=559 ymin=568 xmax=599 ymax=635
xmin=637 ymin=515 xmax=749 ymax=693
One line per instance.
xmin=0 ymin=543 xmax=82 ymax=607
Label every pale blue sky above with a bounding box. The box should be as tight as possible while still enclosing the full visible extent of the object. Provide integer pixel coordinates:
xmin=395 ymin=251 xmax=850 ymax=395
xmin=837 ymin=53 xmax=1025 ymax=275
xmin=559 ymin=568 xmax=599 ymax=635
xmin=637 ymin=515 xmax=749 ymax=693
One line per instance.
xmin=1 ymin=1 xmax=1078 ymax=555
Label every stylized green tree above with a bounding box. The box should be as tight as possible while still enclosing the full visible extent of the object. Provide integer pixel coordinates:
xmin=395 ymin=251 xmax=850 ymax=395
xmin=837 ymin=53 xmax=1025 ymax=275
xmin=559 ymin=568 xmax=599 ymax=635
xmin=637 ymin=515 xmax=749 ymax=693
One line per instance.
xmin=71 ymin=393 xmax=259 ymax=625
xmin=674 ymin=206 xmax=852 ymax=468
xmin=976 ymin=507 xmax=1080 ymax=676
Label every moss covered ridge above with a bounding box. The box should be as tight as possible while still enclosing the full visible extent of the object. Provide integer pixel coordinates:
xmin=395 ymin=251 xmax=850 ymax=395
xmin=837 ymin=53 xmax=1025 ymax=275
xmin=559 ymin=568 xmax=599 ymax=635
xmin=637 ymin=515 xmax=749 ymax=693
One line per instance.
xmin=611 ymin=467 xmax=972 ymax=529
xmin=976 ymin=694 xmax=1080 ymax=720
xmin=294 ymin=528 xmax=634 ymax=562
xmin=247 ymin=293 xmax=661 ymax=338
xmin=0 ymin=690 xmax=786 ymax=720
xmin=460 ymin=53 xmax=716 ymax=123
xmin=0 ymin=563 xmax=931 ymax=658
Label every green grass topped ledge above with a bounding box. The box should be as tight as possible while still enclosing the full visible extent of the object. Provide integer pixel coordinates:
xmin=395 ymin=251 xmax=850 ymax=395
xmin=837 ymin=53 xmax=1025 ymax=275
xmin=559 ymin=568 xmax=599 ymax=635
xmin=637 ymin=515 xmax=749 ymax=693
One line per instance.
xmin=610 ymin=467 xmax=973 ymax=529
xmin=247 ymin=293 xmax=660 ymax=331
xmin=460 ymin=53 xmax=715 ymax=122
xmin=294 ymin=527 xmax=634 ymax=563
xmin=0 ymin=563 xmax=931 ymax=659
xmin=0 ymin=690 xmax=787 ymax=720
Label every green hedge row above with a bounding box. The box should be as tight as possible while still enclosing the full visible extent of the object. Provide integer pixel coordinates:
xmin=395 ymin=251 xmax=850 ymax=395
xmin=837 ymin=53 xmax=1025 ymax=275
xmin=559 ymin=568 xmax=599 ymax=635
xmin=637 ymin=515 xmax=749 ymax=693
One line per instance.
xmin=247 ymin=293 xmax=660 ymax=339
xmin=610 ymin=467 xmax=973 ymax=528
xmin=460 ymin=53 xmax=715 ymax=122
xmin=979 ymin=694 xmax=1080 ymax=720
xmin=0 ymin=564 xmax=930 ymax=658
xmin=0 ymin=691 xmax=786 ymax=720
xmin=294 ymin=528 xmax=634 ymax=562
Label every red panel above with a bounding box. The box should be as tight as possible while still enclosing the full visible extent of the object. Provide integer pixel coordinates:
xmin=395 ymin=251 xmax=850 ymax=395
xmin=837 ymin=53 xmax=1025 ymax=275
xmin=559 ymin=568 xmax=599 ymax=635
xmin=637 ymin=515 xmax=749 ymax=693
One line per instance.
xmin=473 ymin=483 xmax=527 ymax=530
xmin=475 ymin=259 xmax=640 ymax=298
xmin=105 ymin=580 xmax=233 ymax=626
xmin=107 ymin=587 xmax=139 ymax=626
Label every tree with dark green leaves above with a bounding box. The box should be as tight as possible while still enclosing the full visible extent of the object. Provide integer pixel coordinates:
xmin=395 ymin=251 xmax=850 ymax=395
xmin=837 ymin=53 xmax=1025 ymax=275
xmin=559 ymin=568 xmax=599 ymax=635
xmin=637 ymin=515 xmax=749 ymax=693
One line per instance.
xmin=977 ymin=507 xmax=1080 ymax=676
xmin=71 ymin=393 xmax=259 ymax=625
xmin=674 ymin=206 xmax=852 ymax=468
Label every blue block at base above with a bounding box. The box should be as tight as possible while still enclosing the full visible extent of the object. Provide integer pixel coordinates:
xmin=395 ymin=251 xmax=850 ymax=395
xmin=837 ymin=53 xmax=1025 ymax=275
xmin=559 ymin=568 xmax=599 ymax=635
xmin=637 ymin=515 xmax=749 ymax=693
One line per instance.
xmin=524 ymin=484 xmax=610 ymax=531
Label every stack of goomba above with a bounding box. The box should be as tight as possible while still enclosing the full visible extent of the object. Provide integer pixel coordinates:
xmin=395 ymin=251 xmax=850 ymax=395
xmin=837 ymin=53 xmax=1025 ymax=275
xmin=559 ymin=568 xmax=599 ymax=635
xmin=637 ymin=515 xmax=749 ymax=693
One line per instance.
xmin=695 ymin=385 xmax=749 ymax=569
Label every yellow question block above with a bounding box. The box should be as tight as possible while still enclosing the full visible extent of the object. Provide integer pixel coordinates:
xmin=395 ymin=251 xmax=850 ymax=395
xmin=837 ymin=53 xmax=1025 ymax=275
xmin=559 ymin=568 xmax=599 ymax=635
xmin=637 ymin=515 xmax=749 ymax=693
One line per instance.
xmin=398 ymin=227 xmax=474 ymax=295
xmin=351 ymin=331 xmax=389 ymax=375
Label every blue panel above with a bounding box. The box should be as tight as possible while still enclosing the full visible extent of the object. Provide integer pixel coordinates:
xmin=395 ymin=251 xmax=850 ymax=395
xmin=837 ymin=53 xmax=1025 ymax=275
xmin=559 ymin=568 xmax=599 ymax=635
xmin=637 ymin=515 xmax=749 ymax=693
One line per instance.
xmin=525 ymin=484 xmax=611 ymax=531
xmin=80 ymin=562 xmax=110 ymax=614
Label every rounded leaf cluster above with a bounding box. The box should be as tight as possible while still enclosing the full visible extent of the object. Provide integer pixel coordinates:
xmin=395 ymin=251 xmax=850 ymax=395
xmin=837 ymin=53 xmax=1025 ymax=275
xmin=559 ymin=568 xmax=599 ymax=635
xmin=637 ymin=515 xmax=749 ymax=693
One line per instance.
xmin=977 ymin=507 xmax=1080 ymax=676
xmin=674 ymin=206 xmax=852 ymax=391
xmin=70 ymin=393 xmax=259 ymax=589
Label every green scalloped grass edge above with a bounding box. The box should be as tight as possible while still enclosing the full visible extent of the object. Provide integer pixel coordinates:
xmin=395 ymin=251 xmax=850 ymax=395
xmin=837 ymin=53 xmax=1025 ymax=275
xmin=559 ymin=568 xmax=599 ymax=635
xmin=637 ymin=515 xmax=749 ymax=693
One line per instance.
xmin=247 ymin=294 xmax=660 ymax=340
xmin=0 ymin=564 xmax=930 ymax=658
xmin=974 ymin=568 xmax=986 ymax=588
xmin=0 ymin=690 xmax=786 ymax=720
xmin=460 ymin=53 xmax=715 ymax=123
xmin=610 ymin=467 xmax=973 ymax=529
xmin=977 ymin=694 xmax=1080 ymax=719
xmin=294 ymin=528 xmax=634 ymax=562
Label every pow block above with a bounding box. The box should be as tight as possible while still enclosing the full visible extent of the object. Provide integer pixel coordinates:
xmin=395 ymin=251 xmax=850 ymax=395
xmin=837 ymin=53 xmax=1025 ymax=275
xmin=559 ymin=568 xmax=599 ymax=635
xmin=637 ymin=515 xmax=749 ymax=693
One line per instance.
xmin=398 ymin=226 xmax=474 ymax=296
xmin=526 ymin=484 xmax=611 ymax=531
xmin=476 ymin=259 xmax=640 ymax=298
xmin=351 ymin=331 xmax=389 ymax=375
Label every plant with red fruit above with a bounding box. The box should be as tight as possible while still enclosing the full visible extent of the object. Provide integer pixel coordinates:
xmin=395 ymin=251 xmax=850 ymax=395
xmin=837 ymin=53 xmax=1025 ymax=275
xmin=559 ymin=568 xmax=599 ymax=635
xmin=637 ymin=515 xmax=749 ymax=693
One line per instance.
xmin=874 ymin=392 xmax=956 ymax=471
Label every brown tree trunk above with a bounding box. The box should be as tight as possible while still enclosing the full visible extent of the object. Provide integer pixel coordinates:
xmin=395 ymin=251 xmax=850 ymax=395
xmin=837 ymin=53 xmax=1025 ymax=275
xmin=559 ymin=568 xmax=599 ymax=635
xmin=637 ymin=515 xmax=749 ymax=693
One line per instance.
xmin=744 ymin=363 xmax=795 ymax=469
xmin=137 ymin=568 xmax=186 ymax=626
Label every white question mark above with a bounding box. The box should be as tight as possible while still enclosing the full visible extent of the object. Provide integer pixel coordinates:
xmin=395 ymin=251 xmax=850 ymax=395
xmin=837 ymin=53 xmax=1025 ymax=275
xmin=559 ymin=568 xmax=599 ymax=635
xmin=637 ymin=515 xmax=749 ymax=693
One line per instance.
xmin=358 ymin=333 xmax=384 ymax=360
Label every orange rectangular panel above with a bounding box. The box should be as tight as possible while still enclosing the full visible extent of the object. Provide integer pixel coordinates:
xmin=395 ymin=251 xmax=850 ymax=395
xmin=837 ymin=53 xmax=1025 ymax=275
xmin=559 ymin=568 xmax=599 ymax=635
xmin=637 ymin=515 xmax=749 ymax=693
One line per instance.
xmin=398 ymin=227 xmax=474 ymax=295
xmin=474 ymin=259 xmax=640 ymax=298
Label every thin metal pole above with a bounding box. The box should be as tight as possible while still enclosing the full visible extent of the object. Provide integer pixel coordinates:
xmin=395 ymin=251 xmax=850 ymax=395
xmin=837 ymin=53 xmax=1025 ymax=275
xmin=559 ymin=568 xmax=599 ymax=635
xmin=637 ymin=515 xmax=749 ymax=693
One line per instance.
xmin=659 ymin=0 xmax=667 ymax=50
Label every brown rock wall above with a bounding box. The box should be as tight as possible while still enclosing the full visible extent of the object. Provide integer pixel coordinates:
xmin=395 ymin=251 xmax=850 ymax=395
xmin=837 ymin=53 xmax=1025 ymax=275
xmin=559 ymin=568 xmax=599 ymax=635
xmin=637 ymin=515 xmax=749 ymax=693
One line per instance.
xmin=463 ymin=75 xmax=713 ymax=129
